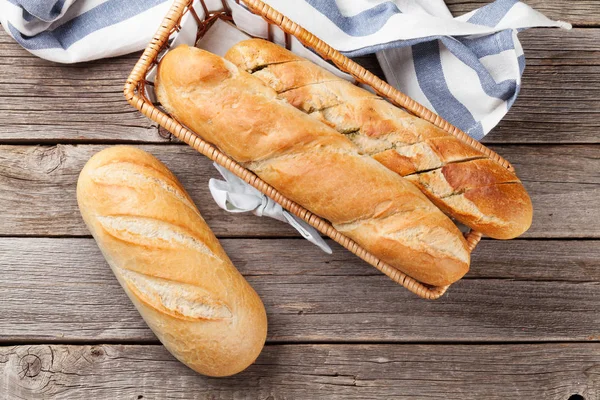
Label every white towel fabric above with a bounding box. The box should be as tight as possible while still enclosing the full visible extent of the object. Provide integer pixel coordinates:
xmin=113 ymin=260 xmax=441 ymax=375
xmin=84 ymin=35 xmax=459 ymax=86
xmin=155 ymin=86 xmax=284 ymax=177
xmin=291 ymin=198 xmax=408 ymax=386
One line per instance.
xmin=209 ymin=163 xmax=332 ymax=254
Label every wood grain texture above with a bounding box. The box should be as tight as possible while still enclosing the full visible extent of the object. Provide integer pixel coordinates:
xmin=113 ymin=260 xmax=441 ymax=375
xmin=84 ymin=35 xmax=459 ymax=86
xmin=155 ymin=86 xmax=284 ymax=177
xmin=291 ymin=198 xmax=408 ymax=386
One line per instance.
xmin=2 ymin=28 xmax=599 ymax=144
xmin=446 ymin=0 xmax=600 ymax=26
xmin=1 ymin=237 xmax=598 ymax=342
xmin=0 ymin=31 xmax=165 ymax=143
xmin=0 ymin=144 xmax=597 ymax=238
xmin=0 ymin=144 xmax=296 ymax=237
xmin=484 ymin=28 xmax=600 ymax=144
xmin=0 ymin=344 xmax=597 ymax=399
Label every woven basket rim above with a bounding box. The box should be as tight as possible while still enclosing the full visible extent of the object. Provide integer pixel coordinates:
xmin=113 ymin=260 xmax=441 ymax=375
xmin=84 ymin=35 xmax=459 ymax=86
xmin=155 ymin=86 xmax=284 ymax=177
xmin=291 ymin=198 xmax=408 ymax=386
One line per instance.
xmin=123 ymin=0 xmax=503 ymax=299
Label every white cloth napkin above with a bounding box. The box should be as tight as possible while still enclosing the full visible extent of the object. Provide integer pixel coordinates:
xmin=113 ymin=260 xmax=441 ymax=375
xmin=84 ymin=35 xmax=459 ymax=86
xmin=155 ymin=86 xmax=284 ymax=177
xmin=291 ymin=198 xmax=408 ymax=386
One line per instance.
xmin=209 ymin=163 xmax=332 ymax=254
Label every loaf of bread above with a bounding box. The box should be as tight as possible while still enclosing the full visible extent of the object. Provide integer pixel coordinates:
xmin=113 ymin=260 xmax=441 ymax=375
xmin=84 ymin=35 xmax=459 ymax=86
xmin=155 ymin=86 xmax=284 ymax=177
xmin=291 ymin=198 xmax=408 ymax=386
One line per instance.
xmin=155 ymin=45 xmax=470 ymax=286
xmin=77 ymin=146 xmax=267 ymax=377
xmin=225 ymin=39 xmax=533 ymax=240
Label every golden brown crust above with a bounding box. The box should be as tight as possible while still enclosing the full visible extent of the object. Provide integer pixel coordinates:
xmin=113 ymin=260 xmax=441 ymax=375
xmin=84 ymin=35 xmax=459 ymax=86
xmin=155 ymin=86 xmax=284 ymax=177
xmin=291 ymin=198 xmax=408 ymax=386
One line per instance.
xmin=225 ymin=41 xmax=303 ymax=71
xmin=253 ymin=60 xmax=344 ymax=93
xmin=77 ymin=146 xmax=267 ymax=377
xmin=226 ymin=39 xmax=533 ymax=239
xmin=156 ymin=45 xmax=470 ymax=286
xmin=225 ymin=39 xmax=533 ymax=238
xmin=441 ymin=159 xmax=521 ymax=191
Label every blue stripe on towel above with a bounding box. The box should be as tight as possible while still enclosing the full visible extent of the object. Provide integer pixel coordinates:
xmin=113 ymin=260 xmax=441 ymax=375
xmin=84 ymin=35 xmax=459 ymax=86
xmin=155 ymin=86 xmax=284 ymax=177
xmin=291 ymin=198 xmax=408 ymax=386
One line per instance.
xmin=517 ymin=54 xmax=526 ymax=75
xmin=305 ymin=0 xmax=400 ymax=37
xmin=507 ymin=56 xmax=525 ymax=108
xmin=440 ymin=37 xmax=516 ymax=101
xmin=467 ymin=0 xmax=519 ymax=27
xmin=8 ymin=0 xmax=67 ymax=22
xmin=459 ymin=30 xmax=515 ymax=59
xmin=7 ymin=0 xmax=166 ymax=50
xmin=412 ymin=40 xmax=482 ymax=138
xmin=341 ymin=35 xmax=439 ymax=57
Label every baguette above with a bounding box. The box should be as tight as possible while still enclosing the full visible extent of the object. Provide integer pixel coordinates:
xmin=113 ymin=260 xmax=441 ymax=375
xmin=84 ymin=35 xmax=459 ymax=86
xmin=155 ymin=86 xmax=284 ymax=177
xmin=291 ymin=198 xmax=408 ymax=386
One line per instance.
xmin=155 ymin=45 xmax=470 ymax=287
xmin=225 ymin=39 xmax=533 ymax=240
xmin=77 ymin=146 xmax=267 ymax=377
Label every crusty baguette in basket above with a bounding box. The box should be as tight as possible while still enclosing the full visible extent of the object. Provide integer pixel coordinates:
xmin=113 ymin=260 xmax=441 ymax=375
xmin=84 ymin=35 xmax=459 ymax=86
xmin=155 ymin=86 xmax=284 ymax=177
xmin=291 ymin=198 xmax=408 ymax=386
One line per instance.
xmin=155 ymin=45 xmax=471 ymax=287
xmin=225 ymin=39 xmax=533 ymax=240
xmin=77 ymin=146 xmax=267 ymax=377
xmin=125 ymin=0 xmax=523 ymax=298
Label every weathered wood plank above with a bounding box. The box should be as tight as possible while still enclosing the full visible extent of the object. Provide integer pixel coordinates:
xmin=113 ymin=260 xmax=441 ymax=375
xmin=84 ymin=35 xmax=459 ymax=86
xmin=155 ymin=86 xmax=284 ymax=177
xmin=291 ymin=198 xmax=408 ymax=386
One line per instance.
xmin=519 ymin=29 xmax=600 ymax=68
xmin=472 ymin=28 xmax=600 ymax=144
xmin=0 ymin=31 xmax=164 ymax=143
xmin=0 ymin=144 xmax=296 ymax=237
xmin=0 ymin=144 xmax=597 ymax=238
xmin=471 ymin=239 xmax=600 ymax=281
xmin=2 ymin=237 xmax=598 ymax=280
xmin=1 ymin=28 xmax=598 ymax=143
xmin=1 ymin=237 xmax=598 ymax=342
xmin=446 ymin=0 xmax=600 ymax=26
xmin=0 ymin=344 xmax=597 ymax=399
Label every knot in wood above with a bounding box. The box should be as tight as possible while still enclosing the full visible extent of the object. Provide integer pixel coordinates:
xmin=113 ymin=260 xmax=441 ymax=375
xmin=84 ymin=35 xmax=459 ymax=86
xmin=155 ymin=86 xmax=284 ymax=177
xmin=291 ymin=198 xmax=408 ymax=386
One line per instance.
xmin=19 ymin=354 xmax=42 ymax=378
xmin=158 ymin=126 xmax=173 ymax=140
xmin=34 ymin=145 xmax=66 ymax=174
xmin=90 ymin=346 xmax=104 ymax=358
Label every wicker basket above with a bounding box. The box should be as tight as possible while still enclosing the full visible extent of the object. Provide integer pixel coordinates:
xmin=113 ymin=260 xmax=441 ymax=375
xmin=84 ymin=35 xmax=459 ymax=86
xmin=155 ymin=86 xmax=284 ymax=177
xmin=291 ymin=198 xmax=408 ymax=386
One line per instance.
xmin=124 ymin=0 xmax=514 ymax=299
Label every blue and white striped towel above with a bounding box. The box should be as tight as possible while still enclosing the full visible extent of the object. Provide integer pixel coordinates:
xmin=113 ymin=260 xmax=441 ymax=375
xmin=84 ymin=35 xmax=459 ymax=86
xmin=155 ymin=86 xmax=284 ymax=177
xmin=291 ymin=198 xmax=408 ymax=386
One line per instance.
xmin=1 ymin=0 xmax=569 ymax=137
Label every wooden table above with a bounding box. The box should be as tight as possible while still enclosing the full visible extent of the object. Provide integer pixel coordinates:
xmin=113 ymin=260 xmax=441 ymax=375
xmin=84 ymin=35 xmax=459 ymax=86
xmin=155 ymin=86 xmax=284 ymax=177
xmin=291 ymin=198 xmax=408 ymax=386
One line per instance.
xmin=1 ymin=2 xmax=599 ymax=398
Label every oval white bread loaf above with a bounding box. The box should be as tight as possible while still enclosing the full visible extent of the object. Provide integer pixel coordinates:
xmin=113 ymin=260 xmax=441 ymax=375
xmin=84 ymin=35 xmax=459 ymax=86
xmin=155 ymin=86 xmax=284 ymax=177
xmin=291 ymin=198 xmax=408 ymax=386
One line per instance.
xmin=225 ymin=39 xmax=533 ymax=240
xmin=155 ymin=45 xmax=471 ymax=287
xmin=77 ymin=146 xmax=267 ymax=377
